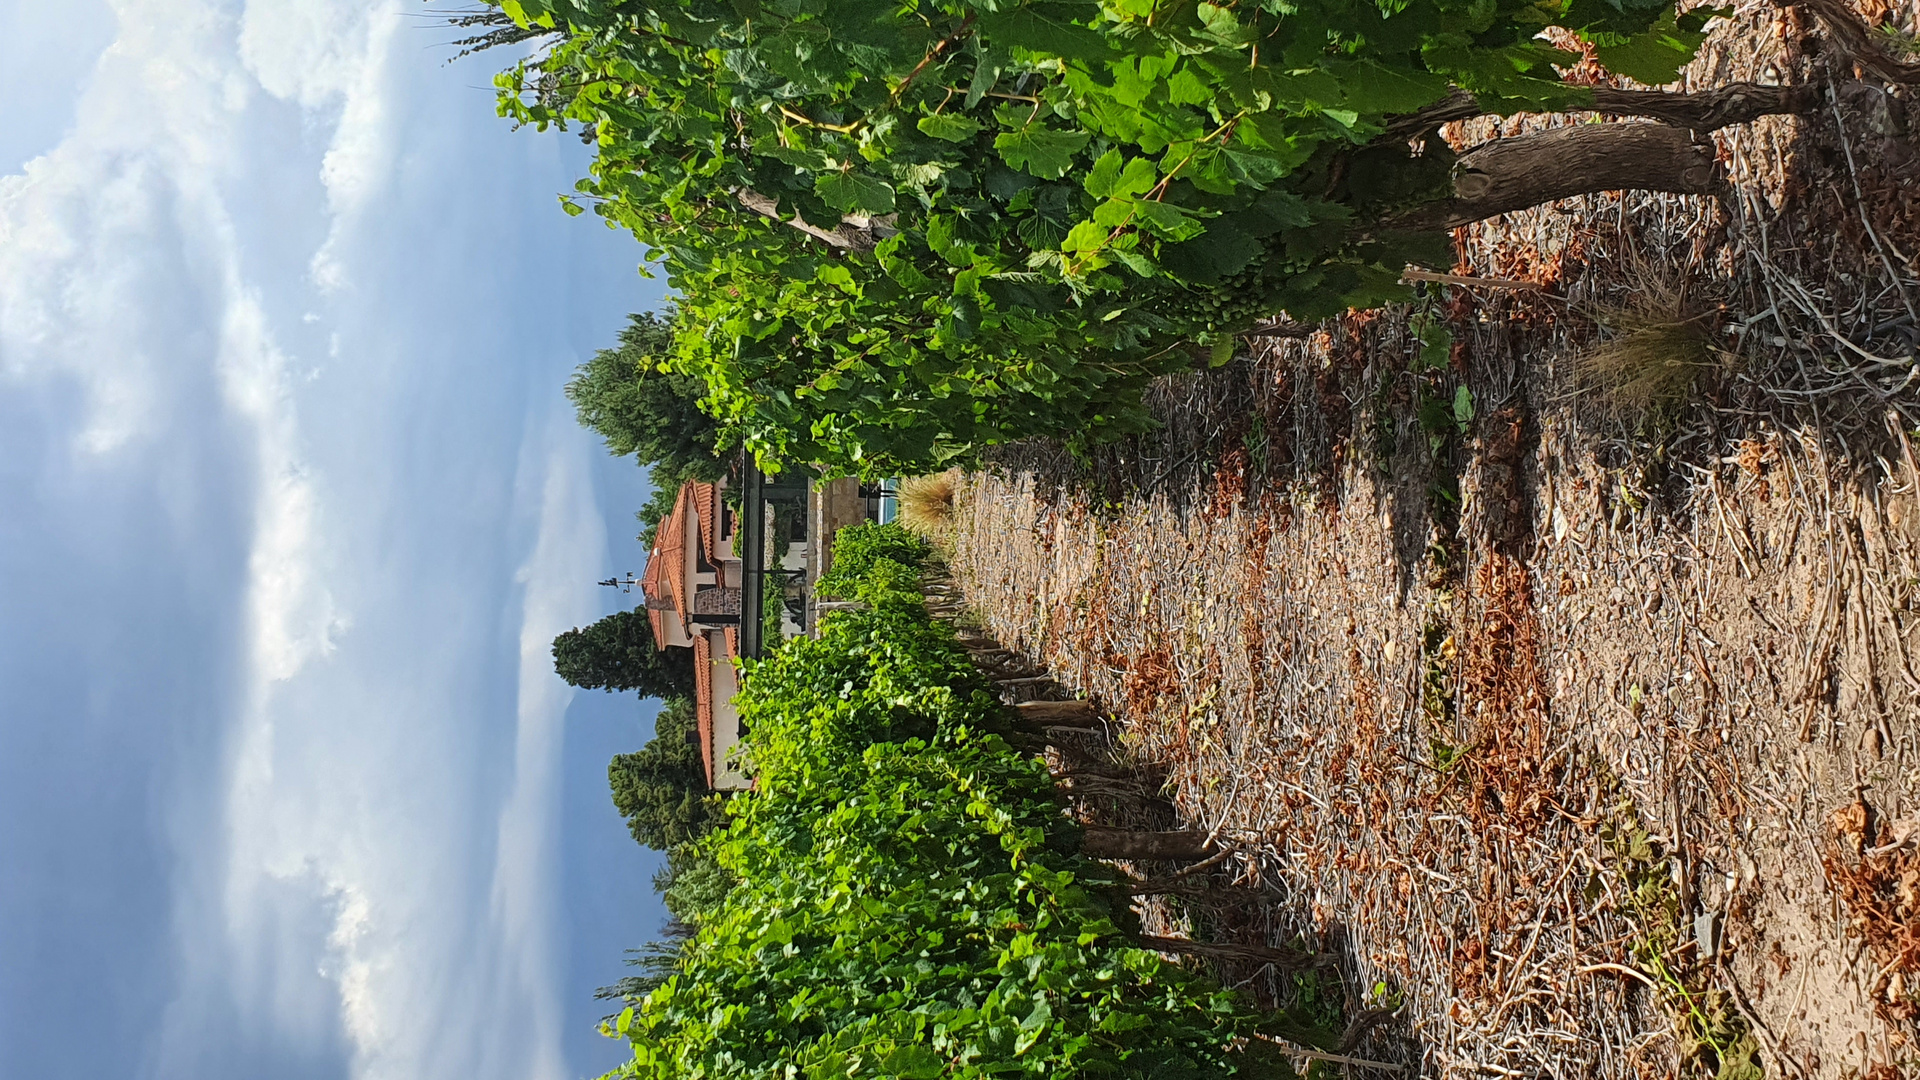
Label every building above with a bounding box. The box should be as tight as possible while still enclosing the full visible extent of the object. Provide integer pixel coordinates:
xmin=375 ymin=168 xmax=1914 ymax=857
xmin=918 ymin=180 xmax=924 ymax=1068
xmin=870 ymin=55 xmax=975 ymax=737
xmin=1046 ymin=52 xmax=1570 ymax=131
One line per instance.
xmin=640 ymin=480 xmax=751 ymax=791
xmin=641 ymin=473 xmax=896 ymax=791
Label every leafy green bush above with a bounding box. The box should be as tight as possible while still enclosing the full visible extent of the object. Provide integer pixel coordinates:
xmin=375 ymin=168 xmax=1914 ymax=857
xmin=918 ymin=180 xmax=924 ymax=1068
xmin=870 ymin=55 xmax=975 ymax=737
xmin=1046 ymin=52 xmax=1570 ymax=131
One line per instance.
xmin=597 ymin=539 xmax=1300 ymax=1078
xmin=496 ymin=0 xmax=1715 ymax=473
xmin=814 ymin=522 xmax=937 ymax=600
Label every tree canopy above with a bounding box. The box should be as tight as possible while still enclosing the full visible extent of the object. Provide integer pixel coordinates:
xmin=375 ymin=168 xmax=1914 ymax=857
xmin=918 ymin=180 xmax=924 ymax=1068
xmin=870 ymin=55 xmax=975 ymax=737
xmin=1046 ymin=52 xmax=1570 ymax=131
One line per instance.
xmin=609 ymin=696 xmax=723 ymax=849
xmin=553 ymin=609 xmax=696 ymax=699
xmin=487 ymin=0 xmax=1802 ymax=474
xmin=566 ymin=309 xmax=734 ymax=478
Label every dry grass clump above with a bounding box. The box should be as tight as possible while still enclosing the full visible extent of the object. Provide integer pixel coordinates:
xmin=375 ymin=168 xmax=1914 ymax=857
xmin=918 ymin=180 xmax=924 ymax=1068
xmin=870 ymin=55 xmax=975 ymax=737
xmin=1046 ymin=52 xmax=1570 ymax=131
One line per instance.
xmin=896 ymin=470 xmax=964 ymax=540
xmin=1574 ymin=269 xmax=1727 ymax=424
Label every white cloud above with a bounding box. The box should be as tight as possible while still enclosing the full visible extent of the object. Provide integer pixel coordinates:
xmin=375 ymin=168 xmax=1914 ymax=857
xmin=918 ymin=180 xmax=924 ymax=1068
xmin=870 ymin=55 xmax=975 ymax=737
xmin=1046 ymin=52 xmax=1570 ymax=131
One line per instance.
xmin=239 ymin=0 xmax=384 ymax=109
xmin=2 ymin=1 xmax=618 ymax=1078
xmin=235 ymin=0 xmax=407 ymax=288
xmin=486 ymin=414 xmax=612 ymax=1080
xmin=0 ymin=0 xmax=346 ymax=680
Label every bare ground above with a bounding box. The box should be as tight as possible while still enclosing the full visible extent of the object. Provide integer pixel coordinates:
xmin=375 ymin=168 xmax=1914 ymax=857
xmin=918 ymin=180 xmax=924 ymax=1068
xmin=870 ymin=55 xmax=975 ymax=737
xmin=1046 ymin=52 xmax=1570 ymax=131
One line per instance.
xmin=939 ymin=3 xmax=1920 ymax=1075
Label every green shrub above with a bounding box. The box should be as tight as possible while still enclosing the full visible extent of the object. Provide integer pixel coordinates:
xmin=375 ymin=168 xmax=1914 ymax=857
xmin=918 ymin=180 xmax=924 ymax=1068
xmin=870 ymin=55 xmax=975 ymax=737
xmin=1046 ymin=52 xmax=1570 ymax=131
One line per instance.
xmin=599 ymin=546 xmax=1298 ymax=1079
xmin=497 ymin=0 xmax=1718 ymax=474
xmin=815 ymin=522 xmax=936 ymax=601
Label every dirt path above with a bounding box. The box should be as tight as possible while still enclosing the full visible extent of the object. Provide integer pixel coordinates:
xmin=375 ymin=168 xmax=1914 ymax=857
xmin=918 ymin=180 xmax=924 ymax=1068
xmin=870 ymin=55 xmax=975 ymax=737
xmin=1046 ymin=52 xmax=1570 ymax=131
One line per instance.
xmin=941 ymin=3 xmax=1920 ymax=1075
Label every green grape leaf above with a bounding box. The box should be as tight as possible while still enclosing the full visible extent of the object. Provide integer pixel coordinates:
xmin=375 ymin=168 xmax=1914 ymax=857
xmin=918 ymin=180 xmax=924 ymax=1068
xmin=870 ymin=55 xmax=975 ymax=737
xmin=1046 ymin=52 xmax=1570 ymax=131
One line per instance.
xmin=767 ymin=143 xmax=835 ymax=170
xmin=994 ymin=126 xmax=1091 ymax=179
xmin=1061 ymin=219 xmax=1110 ymax=252
xmin=966 ymin=47 xmax=1007 ymax=110
xmin=1016 ymin=214 xmax=1066 ymax=250
xmin=1453 ymin=384 xmax=1475 ymax=431
xmin=1109 ymin=55 xmax=1172 ymax=108
xmin=893 ymin=161 xmax=946 ymax=188
xmin=1157 ymin=218 xmax=1261 ymax=283
xmin=1132 ymin=199 xmax=1204 ymax=240
xmin=1219 ymin=147 xmax=1286 ymax=186
xmin=1091 ymin=196 xmax=1137 ymax=228
xmin=880 ymin=1045 xmax=945 ymax=1080
xmin=500 ymin=0 xmax=555 ymax=28
xmin=1237 ymin=189 xmax=1314 ymax=235
xmin=1084 ymin=149 xmax=1124 ymax=196
xmin=1238 ymin=112 xmax=1309 ymax=162
xmin=977 ymin=5 xmax=1111 ymax=62
xmin=1084 ymin=151 xmax=1157 ymax=199
xmin=1410 ymin=314 xmax=1452 ymax=371
xmin=918 ymin=113 xmax=984 ymax=143
xmin=1329 ymin=61 xmax=1451 ymax=116
xmin=1166 ymin=65 xmax=1213 ymax=106
xmin=1321 ymin=108 xmax=1361 ymax=131
xmin=815 ymin=170 xmax=898 ymax=213
xmin=1593 ymin=10 xmax=1710 ymax=85
xmin=1110 ymin=247 xmax=1157 ymax=277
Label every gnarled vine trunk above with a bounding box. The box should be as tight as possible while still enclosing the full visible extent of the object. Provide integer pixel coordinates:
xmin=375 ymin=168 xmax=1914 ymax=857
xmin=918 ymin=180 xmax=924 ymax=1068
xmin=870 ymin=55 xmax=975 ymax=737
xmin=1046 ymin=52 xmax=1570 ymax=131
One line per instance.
xmin=1135 ymin=934 xmax=1330 ymax=970
xmin=735 ymin=189 xmax=894 ymax=252
xmin=1388 ymin=123 xmax=1723 ymax=232
xmin=1012 ymin=699 xmax=1102 ymax=729
xmin=1383 ymin=81 xmax=1821 ymax=141
xmin=1081 ymin=826 xmax=1216 ymax=861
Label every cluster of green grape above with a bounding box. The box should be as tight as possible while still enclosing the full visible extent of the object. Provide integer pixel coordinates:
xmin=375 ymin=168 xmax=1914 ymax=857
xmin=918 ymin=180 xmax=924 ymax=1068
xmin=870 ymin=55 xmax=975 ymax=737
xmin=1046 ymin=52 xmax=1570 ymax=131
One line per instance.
xmin=1183 ymin=253 xmax=1290 ymax=334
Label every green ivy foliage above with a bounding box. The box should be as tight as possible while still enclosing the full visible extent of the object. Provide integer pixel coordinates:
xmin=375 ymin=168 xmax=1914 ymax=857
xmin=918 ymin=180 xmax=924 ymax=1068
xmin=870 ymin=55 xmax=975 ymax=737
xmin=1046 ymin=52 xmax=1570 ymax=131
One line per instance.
xmin=814 ymin=521 xmax=938 ymax=600
xmin=597 ymin=533 xmax=1303 ymax=1078
xmin=497 ymin=0 xmax=1705 ymax=473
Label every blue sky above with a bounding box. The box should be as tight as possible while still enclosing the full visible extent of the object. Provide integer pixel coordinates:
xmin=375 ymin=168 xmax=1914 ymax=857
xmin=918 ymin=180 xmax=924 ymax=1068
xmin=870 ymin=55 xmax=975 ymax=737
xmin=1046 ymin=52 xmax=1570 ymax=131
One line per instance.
xmin=0 ymin=3 xmax=672 ymax=1078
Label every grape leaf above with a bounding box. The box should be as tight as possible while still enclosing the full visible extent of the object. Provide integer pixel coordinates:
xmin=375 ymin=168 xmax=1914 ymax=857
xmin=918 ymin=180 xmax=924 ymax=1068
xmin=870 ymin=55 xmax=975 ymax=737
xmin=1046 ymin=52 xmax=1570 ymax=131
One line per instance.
xmin=1158 ymin=217 xmax=1261 ymax=283
xmin=918 ymin=113 xmax=984 ymax=142
xmin=1062 ymin=219 xmax=1110 ymax=252
xmin=1084 ymin=150 xmax=1156 ymax=198
xmin=994 ymin=127 xmax=1091 ymax=179
xmin=977 ymin=5 xmax=1111 ymax=62
xmin=1084 ymin=149 xmax=1124 ymax=196
xmin=1132 ymin=199 xmax=1204 ymax=240
xmin=815 ymin=171 xmax=898 ymax=213
xmin=767 ymin=143 xmax=834 ymax=170
xmin=500 ymin=0 xmax=555 ymax=28
xmin=1111 ymin=247 xmax=1156 ymax=276
xmin=1166 ymin=65 xmax=1213 ymax=106
xmin=1593 ymin=10 xmax=1709 ymax=85
xmin=880 ymin=1045 xmax=945 ymax=1080
xmin=1329 ymin=61 xmax=1451 ymax=116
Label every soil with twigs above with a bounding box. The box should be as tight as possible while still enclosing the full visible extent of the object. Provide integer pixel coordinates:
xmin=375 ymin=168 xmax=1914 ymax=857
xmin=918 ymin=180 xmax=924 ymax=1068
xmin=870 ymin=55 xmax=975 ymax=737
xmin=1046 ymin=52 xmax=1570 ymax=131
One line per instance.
xmin=938 ymin=2 xmax=1920 ymax=1076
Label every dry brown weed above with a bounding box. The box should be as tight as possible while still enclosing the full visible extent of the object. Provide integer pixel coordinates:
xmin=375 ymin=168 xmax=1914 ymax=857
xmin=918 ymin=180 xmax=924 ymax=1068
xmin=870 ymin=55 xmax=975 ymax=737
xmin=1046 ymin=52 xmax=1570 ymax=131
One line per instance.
xmin=1574 ymin=263 xmax=1730 ymax=425
xmin=1823 ymin=798 xmax=1920 ymax=1024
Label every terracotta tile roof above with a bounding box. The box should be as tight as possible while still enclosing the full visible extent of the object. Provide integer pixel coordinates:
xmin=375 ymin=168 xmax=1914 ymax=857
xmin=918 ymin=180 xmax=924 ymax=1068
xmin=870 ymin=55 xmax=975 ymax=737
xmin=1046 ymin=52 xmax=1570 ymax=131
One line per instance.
xmin=724 ymin=625 xmax=739 ymax=661
xmin=692 ymin=482 xmax=717 ymax=563
xmin=641 ymin=485 xmax=695 ymax=647
xmin=693 ymin=632 xmax=715 ymax=788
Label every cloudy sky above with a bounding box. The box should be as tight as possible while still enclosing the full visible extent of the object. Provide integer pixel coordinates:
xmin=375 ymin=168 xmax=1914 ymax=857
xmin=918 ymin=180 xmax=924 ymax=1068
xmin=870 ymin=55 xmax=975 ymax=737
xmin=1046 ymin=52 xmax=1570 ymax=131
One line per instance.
xmin=0 ymin=3 xmax=674 ymax=1078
